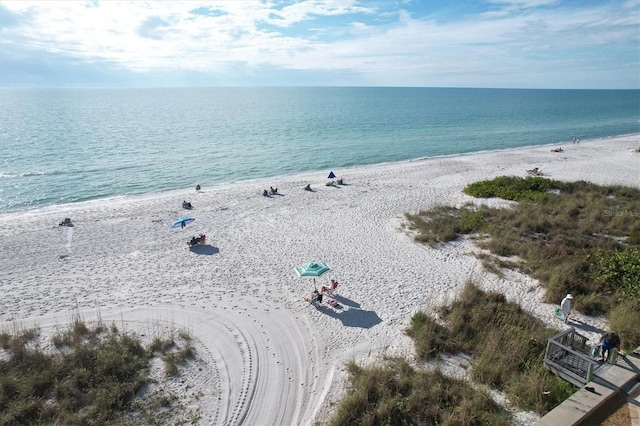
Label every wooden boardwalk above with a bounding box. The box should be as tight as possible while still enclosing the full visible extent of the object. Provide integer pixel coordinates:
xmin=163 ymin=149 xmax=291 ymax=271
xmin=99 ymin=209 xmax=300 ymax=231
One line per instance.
xmin=536 ymin=347 xmax=640 ymax=426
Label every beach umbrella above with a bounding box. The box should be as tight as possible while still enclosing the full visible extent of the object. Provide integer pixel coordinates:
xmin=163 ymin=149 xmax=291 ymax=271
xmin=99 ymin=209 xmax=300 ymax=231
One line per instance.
xmin=171 ymin=217 xmax=195 ymax=229
xmin=296 ymin=261 xmax=331 ymax=290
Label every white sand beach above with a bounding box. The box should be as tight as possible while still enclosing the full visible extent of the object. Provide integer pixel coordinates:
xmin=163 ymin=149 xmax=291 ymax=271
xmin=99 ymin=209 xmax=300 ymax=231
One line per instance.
xmin=1 ymin=135 xmax=638 ymax=425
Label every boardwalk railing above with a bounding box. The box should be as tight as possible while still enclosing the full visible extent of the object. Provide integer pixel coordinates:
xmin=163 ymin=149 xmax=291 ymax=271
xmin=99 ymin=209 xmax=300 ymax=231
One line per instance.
xmin=543 ymin=327 xmax=600 ymax=387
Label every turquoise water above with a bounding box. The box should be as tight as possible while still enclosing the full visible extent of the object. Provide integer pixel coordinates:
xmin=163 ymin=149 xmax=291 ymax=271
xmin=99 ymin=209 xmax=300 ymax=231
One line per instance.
xmin=0 ymin=87 xmax=638 ymax=214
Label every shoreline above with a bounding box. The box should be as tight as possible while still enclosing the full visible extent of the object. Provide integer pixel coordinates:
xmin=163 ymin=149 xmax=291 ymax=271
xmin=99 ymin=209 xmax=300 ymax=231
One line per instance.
xmin=1 ymin=134 xmax=639 ymax=425
xmin=2 ymin=132 xmax=637 ymax=218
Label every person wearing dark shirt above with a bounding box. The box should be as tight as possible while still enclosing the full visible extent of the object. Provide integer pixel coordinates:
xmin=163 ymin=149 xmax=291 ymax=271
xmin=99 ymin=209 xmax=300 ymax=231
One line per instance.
xmin=599 ymin=331 xmax=621 ymax=363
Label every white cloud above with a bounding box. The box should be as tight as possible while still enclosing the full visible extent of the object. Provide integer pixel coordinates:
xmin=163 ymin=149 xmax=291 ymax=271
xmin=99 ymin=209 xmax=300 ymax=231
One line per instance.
xmin=0 ymin=0 xmax=637 ymax=88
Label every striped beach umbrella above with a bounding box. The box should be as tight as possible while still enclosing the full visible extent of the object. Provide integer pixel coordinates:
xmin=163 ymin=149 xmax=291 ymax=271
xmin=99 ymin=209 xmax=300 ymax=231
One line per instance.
xmin=295 ymin=261 xmax=331 ymax=289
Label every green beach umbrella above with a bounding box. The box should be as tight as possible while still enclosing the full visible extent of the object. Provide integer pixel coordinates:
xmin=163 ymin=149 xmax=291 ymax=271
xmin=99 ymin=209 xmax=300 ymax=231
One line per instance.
xmin=296 ymin=261 xmax=331 ymax=290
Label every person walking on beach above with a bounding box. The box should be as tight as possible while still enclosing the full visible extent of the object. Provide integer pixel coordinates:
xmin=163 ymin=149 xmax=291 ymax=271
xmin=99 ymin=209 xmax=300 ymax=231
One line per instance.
xmin=560 ymin=293 xmax=573 ymax=323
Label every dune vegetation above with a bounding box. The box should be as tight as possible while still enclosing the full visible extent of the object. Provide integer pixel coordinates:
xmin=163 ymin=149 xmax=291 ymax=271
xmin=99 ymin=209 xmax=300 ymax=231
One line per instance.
xmin=0 ymin=317 xmax=198 ymax=425
xmin=329 ymin=282 xmax=573 ymax=425
xmin=406 ymin=176 xmax=640 ymax=350
xmin=329 ymin=355 xmax=512 ymax=426
xmin=329 ymin=176 xmax=639 ymax=425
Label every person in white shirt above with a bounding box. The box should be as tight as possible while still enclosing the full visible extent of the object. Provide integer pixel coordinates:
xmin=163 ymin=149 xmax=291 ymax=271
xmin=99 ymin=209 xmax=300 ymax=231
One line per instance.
xmin=560 ymin=293 xmax=573 ymax=324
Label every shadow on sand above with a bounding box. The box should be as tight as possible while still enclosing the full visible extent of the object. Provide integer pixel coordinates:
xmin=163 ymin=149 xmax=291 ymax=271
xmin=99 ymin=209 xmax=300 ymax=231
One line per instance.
xmin=333 ymin=294 xmax=360 ymax=308
xmin=189 ymin=245 xmax=219 ymax=255
xmin=317 ymin=304 xmax=382 ymax=328
xmin=570 ymin=319 xmax=605 ymax=335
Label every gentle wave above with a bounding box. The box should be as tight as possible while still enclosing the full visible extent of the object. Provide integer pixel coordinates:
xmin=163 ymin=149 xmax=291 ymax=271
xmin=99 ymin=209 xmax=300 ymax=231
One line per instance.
xmin=0 ymin=87 xmax=638 ymax=214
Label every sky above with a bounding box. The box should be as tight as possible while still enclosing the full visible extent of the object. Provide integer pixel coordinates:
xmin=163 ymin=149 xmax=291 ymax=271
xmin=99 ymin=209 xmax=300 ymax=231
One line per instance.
xmin=0 ymin=0 xmax=638 ymax=89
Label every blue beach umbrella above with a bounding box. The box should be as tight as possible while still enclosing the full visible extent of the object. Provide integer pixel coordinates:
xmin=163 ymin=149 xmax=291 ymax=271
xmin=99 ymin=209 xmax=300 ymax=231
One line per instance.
xmin=171 ymin=217 xmax=195 ymax=229
xmin=296 ymin=261 xmax=331 ymax=290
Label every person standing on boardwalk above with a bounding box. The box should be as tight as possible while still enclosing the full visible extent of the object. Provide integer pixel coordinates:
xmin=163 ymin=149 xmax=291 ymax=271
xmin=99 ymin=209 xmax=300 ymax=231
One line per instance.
xmin=599 ymin=331 xmax=621 ymax=363
xmin=560 ymin=293 xmax=573 ymax=323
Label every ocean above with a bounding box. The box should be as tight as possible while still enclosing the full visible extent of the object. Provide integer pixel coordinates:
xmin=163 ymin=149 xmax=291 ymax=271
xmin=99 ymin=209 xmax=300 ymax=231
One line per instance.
xmin=0 ymin=87 xmax=638 ymax=214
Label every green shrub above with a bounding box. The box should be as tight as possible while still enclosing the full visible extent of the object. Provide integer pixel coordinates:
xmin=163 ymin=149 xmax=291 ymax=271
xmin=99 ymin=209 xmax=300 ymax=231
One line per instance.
xmin=464 ymin=176 xmax=554 ymax=202
xmin=589 ymin=247 xmax=640 ymax=301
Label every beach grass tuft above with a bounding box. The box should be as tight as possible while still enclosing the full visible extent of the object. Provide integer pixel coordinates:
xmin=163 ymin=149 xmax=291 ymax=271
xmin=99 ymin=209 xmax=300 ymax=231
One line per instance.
xmin=328 ymin=357 xmax=512 ymax=426
xmin=407 ymin=282 xmax=575 ymax=414
xmin=0 ymin=320 xmax=197 ymax=425
xmin=608 ymin=300 xmax=640 ymax=353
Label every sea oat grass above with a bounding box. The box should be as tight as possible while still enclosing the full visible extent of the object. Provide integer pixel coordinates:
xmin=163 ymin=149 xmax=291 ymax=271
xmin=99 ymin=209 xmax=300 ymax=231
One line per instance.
xmin=608 ymin=300 xmax=640 ymax=352
xmin=329 ymin=358 xmax=511 ymax=426
xmin=406 ymin=282 xmax=574 ymax=415
xmin=0 ymin=320 xmax=196 ymax=424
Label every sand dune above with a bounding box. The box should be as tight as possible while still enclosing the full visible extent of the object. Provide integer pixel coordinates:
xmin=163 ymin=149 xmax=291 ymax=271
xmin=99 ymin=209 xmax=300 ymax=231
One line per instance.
xmin=1 ymin=135 xmax=638 ymax=425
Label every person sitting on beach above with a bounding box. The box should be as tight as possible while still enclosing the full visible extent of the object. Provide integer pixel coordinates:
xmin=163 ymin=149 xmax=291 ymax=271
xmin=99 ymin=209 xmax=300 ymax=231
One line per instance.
xmin=322 ymin=279 xmax=338 ymax=296
xmin=551 ymin=147 xmax=563 ymax=153
xmin=269 ymin=186 xmax=278 ymax=195
xmin=304 ymin=184 xmax=311 ymax=191
xmin=304 ymin=290 xmax=320 ymax=303
xmin=189 ymin=236 xmax=198 ymax=246
xmin=59 ymin=218 xmax=72 ymax=226
xmin=336 ymin=178 xmax=344 ymax=185
xmin=263 ymin=189 xmax=269 ymax=197
xmin=182 ymin=200 xmax=192 ymax=209
xmin=196 ymin=184 xmax=201 ymax=191
xmin=326 ymin=180 xmax=335 ymax=187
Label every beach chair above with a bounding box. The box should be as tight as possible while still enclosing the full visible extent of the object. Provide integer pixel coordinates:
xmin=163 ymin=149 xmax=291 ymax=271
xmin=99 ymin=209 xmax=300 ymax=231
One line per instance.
xmin=304 ymin=291 xmax=322 ymax=305
xmin=322 ymin=281 xmax=338 ymax=297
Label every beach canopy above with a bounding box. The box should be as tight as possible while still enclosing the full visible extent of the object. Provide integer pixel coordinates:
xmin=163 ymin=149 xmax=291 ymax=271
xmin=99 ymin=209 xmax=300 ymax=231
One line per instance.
xmin=296 ymin=261 xmax=331 ymax=289
xmin=328 ymin=171 xmax=336 ymax=179
xmin=171 ymin=217 xmax=195 ymax=229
